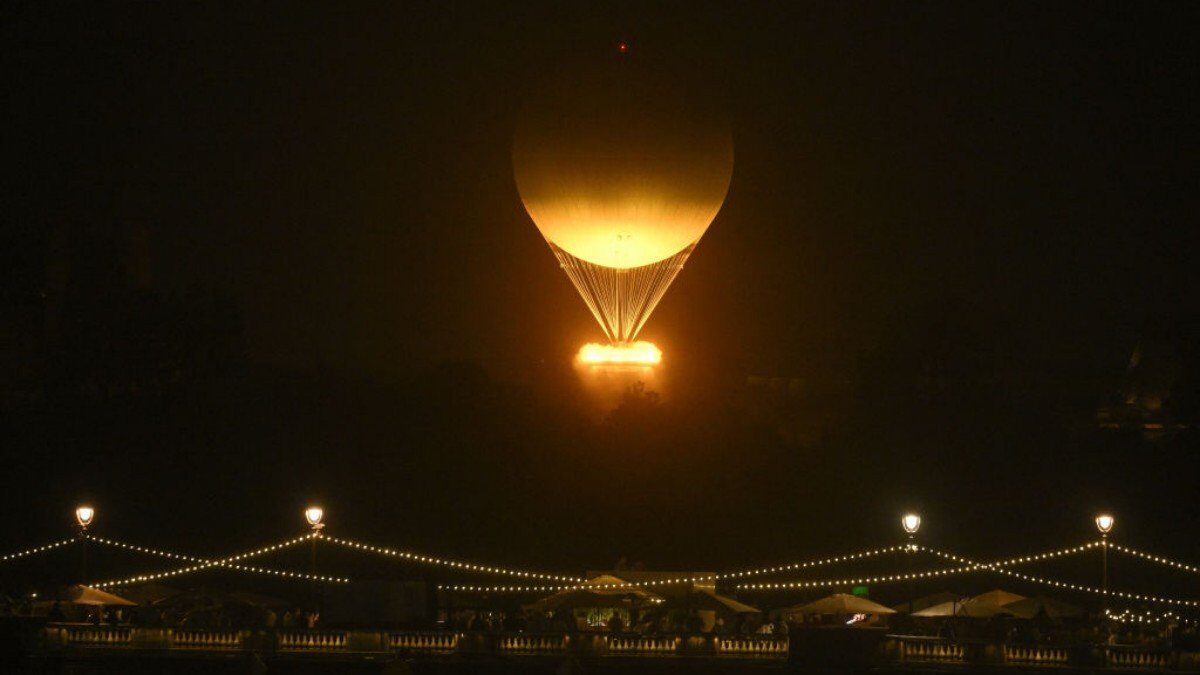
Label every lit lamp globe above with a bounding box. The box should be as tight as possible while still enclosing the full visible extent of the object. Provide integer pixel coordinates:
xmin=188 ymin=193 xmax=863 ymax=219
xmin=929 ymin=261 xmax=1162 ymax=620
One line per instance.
xmin=1095 ymin=514 xmax=1114 ymax=536
xmin=902 ymin=514 xmax=921 ymax=535
xmin=305 ymin=507 xmax=325 ymax=531
xmin=75 ymin=506 xmax=95 ymax=529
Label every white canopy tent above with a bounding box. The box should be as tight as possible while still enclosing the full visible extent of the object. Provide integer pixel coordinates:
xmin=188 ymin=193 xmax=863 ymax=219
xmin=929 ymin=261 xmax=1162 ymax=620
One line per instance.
xmin=786 ymin=593 xmax=896 ymax=617
xmin=913 ymin=597 xmax=1012 ymax=618
xmin=1001 ymin=595 xmax=1085 ymax=619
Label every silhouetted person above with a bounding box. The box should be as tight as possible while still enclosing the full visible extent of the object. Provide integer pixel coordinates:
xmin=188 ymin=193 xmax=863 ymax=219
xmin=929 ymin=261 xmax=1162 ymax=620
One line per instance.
xmin=607 ymin=614 xmax=624 ymax=633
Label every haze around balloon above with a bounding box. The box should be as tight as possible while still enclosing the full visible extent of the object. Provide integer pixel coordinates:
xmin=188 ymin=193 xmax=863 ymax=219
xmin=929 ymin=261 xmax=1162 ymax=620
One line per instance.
xmin=513 ymin=57 xmax=733 ymax=270
xmin=513 ymin=53 xmax=733 ymax=347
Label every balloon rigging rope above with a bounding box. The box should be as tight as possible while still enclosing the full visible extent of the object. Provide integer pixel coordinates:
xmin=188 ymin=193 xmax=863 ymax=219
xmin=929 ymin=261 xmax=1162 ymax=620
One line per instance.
xmin=551 ymin=243 xmax=695 ymax=344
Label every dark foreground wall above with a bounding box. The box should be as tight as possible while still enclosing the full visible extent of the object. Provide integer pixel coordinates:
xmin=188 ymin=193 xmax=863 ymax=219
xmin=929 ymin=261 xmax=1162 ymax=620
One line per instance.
xmin=12 ymin=655 xmax=792 ymax=675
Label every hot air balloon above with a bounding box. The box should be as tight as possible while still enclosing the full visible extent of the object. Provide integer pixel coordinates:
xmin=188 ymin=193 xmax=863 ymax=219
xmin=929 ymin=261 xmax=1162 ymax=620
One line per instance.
xmin=514 ymin=53 xmax=733 ymax=363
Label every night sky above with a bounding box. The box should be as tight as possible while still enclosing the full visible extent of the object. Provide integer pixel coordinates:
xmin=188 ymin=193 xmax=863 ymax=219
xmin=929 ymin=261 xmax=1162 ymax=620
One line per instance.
xmin=4 ymin=4 xmax=1198 ymax=602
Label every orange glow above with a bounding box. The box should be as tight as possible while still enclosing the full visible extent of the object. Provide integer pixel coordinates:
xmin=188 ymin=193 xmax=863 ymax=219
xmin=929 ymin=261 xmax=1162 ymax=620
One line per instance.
xmin=576 ymin=341 xmax=662 ymax=366
xmin=513 ymin=62 xmax=732 ymax=269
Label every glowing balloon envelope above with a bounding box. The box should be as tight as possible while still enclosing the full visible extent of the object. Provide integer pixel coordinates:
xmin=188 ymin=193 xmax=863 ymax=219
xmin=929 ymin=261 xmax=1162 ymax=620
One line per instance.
xmin=514 ymin=56 xmax=733 ymax=346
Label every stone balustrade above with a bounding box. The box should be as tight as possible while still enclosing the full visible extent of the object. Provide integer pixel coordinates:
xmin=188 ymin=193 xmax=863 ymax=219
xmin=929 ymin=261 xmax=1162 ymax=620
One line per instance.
xmin=605 ymin=635 xmax=680 ymax=656
xmin=717 ymin=636 xmax=789 ymax=657
xmin=899 ymin=636 xmax=964 ymax=662
xmin=496 ymin=633 xmax=567 ymax=653
xmin=389 ymin=631 xmax=460 ymax=652
xmin=1005 ymin=645 xmax=1070 ymax=665
xmin=62 ymin=626 xmax=133 ymax=647
xmin=277 ymin=630 xmax=348 ymax=651
xmin=34 ymin=625 xmax=1200 ymax=671
xmin=172 ymin=629 xmax=246 ymax=650
xmin=1108 ymin=647 xmax=1171 ymax=669
xmin=892 ymin=635 xmax=1191 ymax=671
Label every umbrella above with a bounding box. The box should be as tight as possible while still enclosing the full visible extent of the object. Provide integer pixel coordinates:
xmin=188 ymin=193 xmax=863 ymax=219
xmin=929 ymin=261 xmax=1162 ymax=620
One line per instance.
xmin=58 ymin=585 xmax=136 ymax=606
xmin=913 ymin=597 xmax=1011 ymax=618
xmin=971 ymin=589 xmax=1026 ymax=607
xmin=788 ymin=593 xmax=896 ymax=616
xmin=1002 ymin=595 xmax=1085 ymax=619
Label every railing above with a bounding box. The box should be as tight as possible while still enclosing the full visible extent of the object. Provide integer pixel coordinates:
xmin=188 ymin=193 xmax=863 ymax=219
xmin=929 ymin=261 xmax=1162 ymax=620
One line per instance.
xmin=496 ymin=633 xmax=568 ymax=653
xmin=63 ymin=626 xmax=133 ymax=647
xmin=716 ymin=636 xmax=788 ymax=657
xmin=390 ymin=631 xmax=460 ymax=652
xmin=1107 ymin=646 xmax=1171 ymax=670
xmin=1005 ymin=645 xmax=1070 ymax=666
xmin=605 ymin=635 xmax=679 ymax=656
xmin=898 ymin=636 xmax=964 ymax=662
xmin=894 ymin=637 xmax=1187 ymax=671
xmin=277 ymin=630 xmax=347 ymax=651
xmin=172 ymin=629 xmax=245 ymax=650
xmin=40 ymin=625 xmax=1200 ymax=671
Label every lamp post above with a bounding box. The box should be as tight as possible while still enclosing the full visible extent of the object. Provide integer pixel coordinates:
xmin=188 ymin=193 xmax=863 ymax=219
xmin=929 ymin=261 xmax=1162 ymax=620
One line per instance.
xmin=902 ymin=513 xmax=921 ymax=615
xmin=1096 ymin=514 xmax=1114 ymax=614
xmin=75 ymin=506 xmax=94 ymax=582
xmin=305 ymin=507 xmax=324 ymax=616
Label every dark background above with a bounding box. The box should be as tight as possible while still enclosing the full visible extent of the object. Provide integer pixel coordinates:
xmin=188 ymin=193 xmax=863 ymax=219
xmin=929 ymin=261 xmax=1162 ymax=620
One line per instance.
xmin=3 ymin=3 xmax=1197 ymax=604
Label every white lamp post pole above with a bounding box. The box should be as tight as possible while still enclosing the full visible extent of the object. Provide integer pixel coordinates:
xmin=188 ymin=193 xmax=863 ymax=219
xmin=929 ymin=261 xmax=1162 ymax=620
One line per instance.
xmin=902 ymin=514 xmax=921 ymax=615
xmin=75 ymin=506 xmax=94 ymax=583
xmin=305 ymin=507 xmax=325 ymax=616
xmin=1095 ymin=514 xmax=1114 ymax=614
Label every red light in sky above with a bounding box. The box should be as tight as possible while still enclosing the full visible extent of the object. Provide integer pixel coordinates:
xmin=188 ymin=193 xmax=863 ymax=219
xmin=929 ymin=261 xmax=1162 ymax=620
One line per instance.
xmin=617 ymin=41 xmax=628 ymax=53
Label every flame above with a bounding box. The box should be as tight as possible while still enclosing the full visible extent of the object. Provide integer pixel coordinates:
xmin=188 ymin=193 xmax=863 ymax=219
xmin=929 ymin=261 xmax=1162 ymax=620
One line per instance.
xmin=576 ymin=341 xmax=663 ymax=366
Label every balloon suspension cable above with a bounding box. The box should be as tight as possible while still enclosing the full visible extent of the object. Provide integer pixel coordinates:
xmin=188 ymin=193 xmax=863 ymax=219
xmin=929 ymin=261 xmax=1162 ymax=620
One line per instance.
xmin=551 ymin=242 xmax=695 ymax=344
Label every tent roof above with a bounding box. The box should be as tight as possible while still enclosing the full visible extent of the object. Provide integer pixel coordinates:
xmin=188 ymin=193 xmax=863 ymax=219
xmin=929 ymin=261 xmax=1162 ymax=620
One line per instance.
xmin=530 ymin=576 xmax=662 ymax=612
xmin=653 ymin=589 xmax=760 ymax=615
xmin=60 ymin=585 xmax=137 ymax=606
xmin=892 ymin=591 xmax=967 ymax=613
xmin=118 ymin=582 xmax=181 ymax=606
xmin=913 ymin=597 xmax=1010 ymax=618
xmin=1001 ymin=595 xmax=1085 ymax=619
xmin=581 ymin=575 xmax=648 ymax=595
xmin=698 ymin=590 xmax=760 ymax=614
xmin=788 ymin=593 xmax=896 ymax=616
xmin=972 ymin=589 xmax=1027 ymax=606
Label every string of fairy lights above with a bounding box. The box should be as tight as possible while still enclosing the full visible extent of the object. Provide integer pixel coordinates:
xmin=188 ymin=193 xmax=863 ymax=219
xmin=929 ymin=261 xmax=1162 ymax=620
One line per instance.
xmin=733 ymin=541 xmax=1200 ymax=609
xmin=438 ymin=545 xmax=914 ymax=594
xmin=88 ymin=533 xmax=349 ymax=588
xmin=88 ymin=533 xmax=306 ymax=567
xmin=0 ymin=539 xmax=75 ymax=563
xmin=1104 ymin=608 xmax=1184 ymax=625
xmin=6 ymin=507 xmax=1199 ymax=611
xmin=921 ymin=545 xmax=1200 ymax=608
xmin=320 ymin=534 xmax=583 ymax=583
xmin=1110 ymin=543 xmax=1200 ymax=575
xmin=719 ymin=545 xmax=909 ymax=580
xmin=439 ymin=542 xmax=1103 ymax=594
